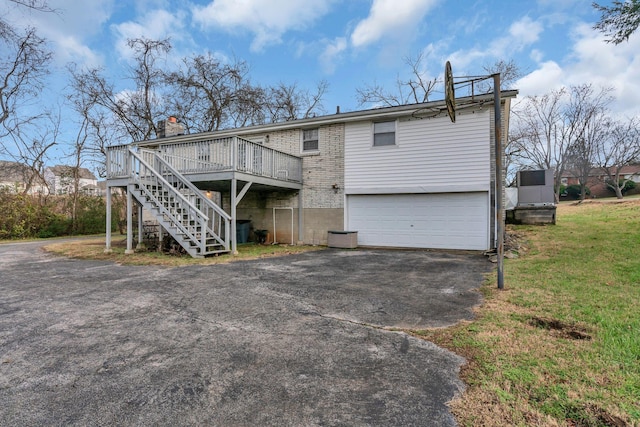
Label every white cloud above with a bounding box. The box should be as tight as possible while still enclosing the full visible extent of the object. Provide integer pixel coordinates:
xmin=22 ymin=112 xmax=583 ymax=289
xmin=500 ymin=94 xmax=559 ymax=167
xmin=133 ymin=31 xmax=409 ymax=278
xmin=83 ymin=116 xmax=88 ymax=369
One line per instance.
xmin=350 ymin=0 xmax=438 ymax=48
xmin=319 ymin=37 xmax=347 ymax=74
xmin=112 ymin=9 xmax=188 ymax=61
xmin=530 ymin=49 xmax=544 ymax=63
xmin=509 ymin=16 xmax=543 ymax=46
xmin=447 ymin=16 xmax=543 ymax=71
xmin=565 ymin=24 xmax=640 ymax=115
xmin=516 ymin=23 xmax=640 ymax=116
xmin=2 ymin=0 xmax=114 ymax=68
xmin=515 ymin=60 xmax=564 ymax=95
xmin=191 ymin=0 xmax=336 ymax=52
xmin=55 ymin=35 xmax=102 ymax=68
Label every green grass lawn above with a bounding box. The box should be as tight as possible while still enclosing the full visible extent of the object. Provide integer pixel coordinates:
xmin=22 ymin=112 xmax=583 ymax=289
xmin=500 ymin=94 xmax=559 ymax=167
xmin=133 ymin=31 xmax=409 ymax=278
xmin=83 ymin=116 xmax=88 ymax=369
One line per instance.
xmin=415 ymin=200 xmax=640 ymax=426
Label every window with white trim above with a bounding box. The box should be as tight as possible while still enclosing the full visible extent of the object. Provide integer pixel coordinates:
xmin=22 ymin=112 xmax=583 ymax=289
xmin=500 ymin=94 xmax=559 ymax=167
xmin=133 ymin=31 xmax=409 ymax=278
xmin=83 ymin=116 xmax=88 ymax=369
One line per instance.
xmin=302 ymin=128 xmax=319 ymax=152
xmin=373 ymin=121 xmax=396 ymax=146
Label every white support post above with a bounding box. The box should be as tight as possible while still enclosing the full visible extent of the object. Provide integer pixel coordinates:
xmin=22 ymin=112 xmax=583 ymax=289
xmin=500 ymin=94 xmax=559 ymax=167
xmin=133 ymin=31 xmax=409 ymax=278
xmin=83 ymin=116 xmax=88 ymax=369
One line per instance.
xmin=297 ymin=190 xmax=303 ymax=245
xmin=104 ymin=187 xmax=112 ymax=253
xmin=125 ymin=186 xmax=134 ymax=254
xmin=136 ymin=203 xmax=144 ymax=249
xmin=231 ymin=178 xmax=237 ymax=255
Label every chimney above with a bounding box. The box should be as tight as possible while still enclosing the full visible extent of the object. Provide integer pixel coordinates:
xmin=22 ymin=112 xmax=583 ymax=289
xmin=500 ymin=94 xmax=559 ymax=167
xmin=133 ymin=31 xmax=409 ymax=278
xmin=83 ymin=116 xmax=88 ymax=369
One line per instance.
xmin=156 ymin=116 xmax=184 ymax=138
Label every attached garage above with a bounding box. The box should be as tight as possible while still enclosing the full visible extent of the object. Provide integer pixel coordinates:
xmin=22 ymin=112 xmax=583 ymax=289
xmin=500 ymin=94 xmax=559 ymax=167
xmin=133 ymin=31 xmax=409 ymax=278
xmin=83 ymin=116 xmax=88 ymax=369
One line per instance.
xmin=346 ymin=192 xmax=489 ymax=250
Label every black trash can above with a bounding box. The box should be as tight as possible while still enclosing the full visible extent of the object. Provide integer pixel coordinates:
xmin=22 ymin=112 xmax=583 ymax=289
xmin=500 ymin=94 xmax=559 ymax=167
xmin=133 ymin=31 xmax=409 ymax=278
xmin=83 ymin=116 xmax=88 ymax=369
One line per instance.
xmin=236 ymin=220 xmax=251 ymax=244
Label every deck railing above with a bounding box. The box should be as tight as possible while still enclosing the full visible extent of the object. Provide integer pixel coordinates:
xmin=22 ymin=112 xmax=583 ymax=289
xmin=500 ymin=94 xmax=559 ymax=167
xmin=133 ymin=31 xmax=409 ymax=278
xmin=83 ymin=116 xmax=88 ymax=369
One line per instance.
xmin=106 ymin=144 xmax=131 ymax=178
xmin=107 ymin=136 xmax=302 ymax=183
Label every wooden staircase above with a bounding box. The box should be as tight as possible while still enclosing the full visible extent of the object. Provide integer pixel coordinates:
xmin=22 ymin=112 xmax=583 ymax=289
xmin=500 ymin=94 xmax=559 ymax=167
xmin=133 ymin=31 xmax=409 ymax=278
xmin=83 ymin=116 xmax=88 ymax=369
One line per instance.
xmin=129 ymin=149 xmax=230 ymax=258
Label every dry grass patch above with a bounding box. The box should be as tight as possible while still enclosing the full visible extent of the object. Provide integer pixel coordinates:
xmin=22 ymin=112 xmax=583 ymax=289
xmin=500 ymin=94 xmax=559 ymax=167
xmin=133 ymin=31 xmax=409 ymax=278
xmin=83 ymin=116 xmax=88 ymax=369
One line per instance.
xmin=43 ymin=236 xmax=324 ymax=267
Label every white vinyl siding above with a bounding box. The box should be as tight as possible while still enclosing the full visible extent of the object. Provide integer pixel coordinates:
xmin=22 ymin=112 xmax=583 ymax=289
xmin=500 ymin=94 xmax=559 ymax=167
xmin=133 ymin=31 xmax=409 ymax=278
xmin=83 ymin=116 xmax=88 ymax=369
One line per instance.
xmin=345 ymin=110 xmax=490 ymax=193
xmin=346 ymin=193 xmax=489 ymax=250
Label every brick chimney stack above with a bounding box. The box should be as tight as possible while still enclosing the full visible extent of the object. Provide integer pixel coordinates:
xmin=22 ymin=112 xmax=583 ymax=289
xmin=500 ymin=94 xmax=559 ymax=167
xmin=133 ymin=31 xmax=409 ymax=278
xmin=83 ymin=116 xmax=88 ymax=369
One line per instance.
xmin=156 ymin=116 xmax=184 ymax=138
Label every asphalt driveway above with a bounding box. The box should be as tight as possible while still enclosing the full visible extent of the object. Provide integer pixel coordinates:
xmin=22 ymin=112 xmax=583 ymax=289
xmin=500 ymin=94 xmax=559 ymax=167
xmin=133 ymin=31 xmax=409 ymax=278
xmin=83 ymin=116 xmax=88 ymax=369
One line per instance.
xmin=0 ymin=241 xmax=490 ymax=426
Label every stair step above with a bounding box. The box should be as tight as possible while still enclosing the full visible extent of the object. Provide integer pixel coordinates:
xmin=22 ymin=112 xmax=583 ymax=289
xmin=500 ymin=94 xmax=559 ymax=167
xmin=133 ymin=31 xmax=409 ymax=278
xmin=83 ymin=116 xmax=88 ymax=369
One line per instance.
xmin=128 ymin=161 xmax=230 ymax=258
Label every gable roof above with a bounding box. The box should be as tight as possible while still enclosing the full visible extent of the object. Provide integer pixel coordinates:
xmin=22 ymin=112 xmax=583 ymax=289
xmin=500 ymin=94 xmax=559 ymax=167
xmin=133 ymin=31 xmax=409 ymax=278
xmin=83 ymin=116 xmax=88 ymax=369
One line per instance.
xmin=0 ymin=161 xmax=31 ymax=182
xmin=134 ymin=90 xmax=519 ymax=147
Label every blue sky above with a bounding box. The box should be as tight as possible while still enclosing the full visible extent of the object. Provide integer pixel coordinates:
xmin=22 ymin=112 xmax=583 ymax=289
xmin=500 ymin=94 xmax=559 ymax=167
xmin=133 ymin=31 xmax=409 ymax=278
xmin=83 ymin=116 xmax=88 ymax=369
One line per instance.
xmin=3 ymin=0 xmax=640 ymax=165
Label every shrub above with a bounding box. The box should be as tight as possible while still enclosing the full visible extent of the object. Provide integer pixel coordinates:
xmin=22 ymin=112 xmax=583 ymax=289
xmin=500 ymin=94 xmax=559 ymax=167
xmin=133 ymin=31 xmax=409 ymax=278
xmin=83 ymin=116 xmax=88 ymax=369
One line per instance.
xmin=565 ymin=184 xmax=590 ymax=199
xmin=73 ymin=195 xmax=106 ymax=235
xmin=606 ymin=179 xmax=636 ymax=195
xmin=0 ymin=191 xmax=108 ymax=240
xmin=559 ymin=185 xmax=567 ymax=197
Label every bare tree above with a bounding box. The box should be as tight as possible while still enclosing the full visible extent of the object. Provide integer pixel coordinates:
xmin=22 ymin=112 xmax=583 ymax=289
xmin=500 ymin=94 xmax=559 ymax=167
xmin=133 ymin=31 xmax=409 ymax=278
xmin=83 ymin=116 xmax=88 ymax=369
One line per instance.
xmin=564 ymin=86 xmax=613 ymax=199
xmin=166 ymin=54 xmax=265 ymax=132
xmin=7 ymin=110 xmax=59 ymax=194
xmin=595 ymin=117 xmax=640 ymax=198
xmin=125 ymin=37 xmax=171 ymax=140
xmin=0 ymin=0 xmax=58 ymax=195
xmin=509 ymin=84 xmax=613 ymax=201
xmin=0 ymin=26 xmax=53 ymax=154
xmin=509 ymin=89 xmax=566 ymax=180
xmin=356 ymin=52 xmax=438 ymax=107
xmin=68 ymin=37 xmax=171 ymax=145
xmin=66 ymin=119 xmax=89 ymax=231
xmin=1 ymin=0 xmax=54 ymax=39
xmin=593 ymin=0 xmax=640 ymax=44
xmin=474 ymin=59 xmax=523 ymax=94
xmin=265 ymin=80 xmax=328 ymax=122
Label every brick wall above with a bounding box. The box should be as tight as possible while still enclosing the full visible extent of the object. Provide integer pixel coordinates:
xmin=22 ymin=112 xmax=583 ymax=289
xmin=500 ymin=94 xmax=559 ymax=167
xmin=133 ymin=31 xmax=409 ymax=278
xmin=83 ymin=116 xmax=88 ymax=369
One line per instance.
xmin=246 ymin=123 xmax=345 ymax=209
xmin=232 ymin=123 xmax=345 ymax=244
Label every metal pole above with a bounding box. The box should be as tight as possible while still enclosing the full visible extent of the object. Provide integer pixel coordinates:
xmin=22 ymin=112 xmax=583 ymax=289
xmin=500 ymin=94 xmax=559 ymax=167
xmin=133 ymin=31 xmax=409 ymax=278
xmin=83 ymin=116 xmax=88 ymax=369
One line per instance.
xmin=493 ymin=74 xmax=504 ymax=290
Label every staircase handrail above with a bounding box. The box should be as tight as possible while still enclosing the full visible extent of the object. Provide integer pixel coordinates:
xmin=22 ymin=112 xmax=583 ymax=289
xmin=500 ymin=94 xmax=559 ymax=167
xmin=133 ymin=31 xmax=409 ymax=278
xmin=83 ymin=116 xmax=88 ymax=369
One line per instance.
xmin=151 ymin=150 xmax=231 ymax=222
xmin=130 ymin=150 xmax=206 ymax=250
xmin=130 ymin=149 xmax=209 ymax=221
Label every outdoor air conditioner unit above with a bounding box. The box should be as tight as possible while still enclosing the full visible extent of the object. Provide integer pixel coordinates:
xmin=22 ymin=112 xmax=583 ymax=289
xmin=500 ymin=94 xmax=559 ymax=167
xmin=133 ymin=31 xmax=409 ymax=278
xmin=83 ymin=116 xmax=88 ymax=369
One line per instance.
xmin=516 ymin=169 xmax=555 ymax=207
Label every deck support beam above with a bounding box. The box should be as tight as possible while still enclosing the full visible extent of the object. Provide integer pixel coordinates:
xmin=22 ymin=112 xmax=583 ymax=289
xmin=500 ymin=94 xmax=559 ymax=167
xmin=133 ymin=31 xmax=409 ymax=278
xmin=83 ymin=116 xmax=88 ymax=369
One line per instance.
xmin=298 ymin=190 xmax=303 ymax=244
xmin=235 ymin=182 xmax=252 ymax=207
xmin=136 ymin=203 xmax=144 ymax=249
xmin=231 ymin=179 xmax=253 ymax=255
xmin=231 ymin=178 xmax=237 ymax=255
xmin=104 ymin=187 xmax=112 ymax=253
xmin=125 ymin=186 xmax=134 ymax=254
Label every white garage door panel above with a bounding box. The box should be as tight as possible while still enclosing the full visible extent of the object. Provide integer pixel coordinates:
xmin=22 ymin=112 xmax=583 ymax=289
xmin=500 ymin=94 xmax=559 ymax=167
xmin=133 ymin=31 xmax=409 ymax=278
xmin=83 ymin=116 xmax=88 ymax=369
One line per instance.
xmin=347 ymin=193 xmax=488 ymax=250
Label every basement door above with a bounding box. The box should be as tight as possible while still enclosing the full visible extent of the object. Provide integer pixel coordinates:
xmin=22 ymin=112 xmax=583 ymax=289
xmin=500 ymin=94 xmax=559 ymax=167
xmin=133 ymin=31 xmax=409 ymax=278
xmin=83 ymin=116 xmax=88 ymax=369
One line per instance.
xmin=346 ymin=193 xmax=489 ymax=250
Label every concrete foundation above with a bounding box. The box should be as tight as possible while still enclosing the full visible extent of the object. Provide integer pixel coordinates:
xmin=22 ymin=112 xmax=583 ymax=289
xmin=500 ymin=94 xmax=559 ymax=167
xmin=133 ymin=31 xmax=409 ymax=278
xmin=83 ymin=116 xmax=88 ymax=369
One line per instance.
xmin=510 ymin=205 xmax=557 ymax=225
xmin=236 ymin=207 xmax=344 ymax=245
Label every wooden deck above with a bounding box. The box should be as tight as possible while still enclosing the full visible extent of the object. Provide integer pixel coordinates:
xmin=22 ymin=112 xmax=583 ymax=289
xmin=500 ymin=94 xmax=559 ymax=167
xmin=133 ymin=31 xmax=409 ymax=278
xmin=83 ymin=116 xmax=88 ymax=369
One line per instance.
xmin=106 ymin=136 xmax=302 ymax=190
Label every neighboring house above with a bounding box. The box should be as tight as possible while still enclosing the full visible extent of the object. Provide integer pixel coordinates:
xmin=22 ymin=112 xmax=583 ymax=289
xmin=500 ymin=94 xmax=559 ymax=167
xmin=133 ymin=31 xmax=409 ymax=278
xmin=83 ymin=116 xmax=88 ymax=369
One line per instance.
xmin=45 ymin=166 xmax=98 ymax=195
xmin=105 ymin=90 xmax=517 ymax=257
xmin=561 ymin=165 xmax=640 ymax=197
xmin=0 ymin=160 xmax=48 ymax=194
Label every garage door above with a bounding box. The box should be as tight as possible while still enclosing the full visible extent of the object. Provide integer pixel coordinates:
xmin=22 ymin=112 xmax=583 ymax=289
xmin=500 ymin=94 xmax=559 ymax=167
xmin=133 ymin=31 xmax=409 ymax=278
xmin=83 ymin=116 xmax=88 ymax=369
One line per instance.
xmin=346 ymin=193 xmax=489 ymax=250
